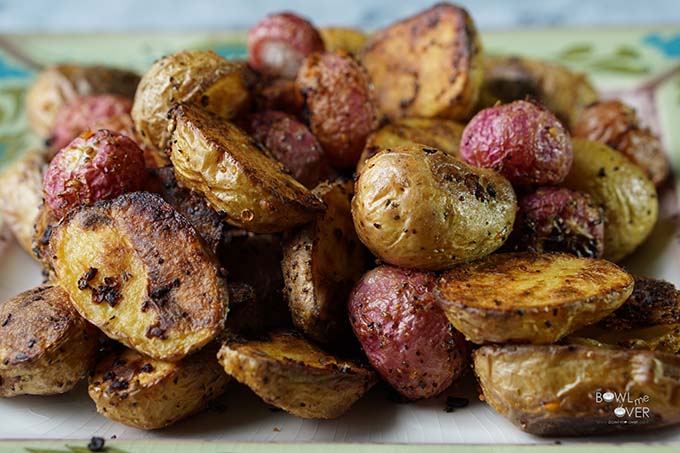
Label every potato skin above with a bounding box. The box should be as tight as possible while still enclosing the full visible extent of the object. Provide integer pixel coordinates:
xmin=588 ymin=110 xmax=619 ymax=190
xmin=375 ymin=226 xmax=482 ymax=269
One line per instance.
xmin=563 ymin=139 xmax=658 ymax=262
xmin=361 ymin=3 xmax=483 ymax=121
xmin=352 ymin=145 xmax=516 ymax=271
xmin=89 ymin=346 xmax=228 ymax=429
xmin=348 ymin=266 xmax=468 ymax=400
xmin=252 ymin=77 xmax=304 ymax=116
xmin=0 ymin=285 xmax=100 ymax=397
xmin=218 ymin=330 xmax=377 ymax=419
xmin=573 ymin=100 xmax=669 ymax=187
xmin=50 ymin=192 xmax=227 ymax=361
xmin=26 ymin=64 xmax=140 ymax=137
xmin=474 ymin=344 xmax=680 ymax=435
xmin=169 ymin=103 xmax=325 ymax=233
xmin=296 ymin=51 xmax=379 ymax=168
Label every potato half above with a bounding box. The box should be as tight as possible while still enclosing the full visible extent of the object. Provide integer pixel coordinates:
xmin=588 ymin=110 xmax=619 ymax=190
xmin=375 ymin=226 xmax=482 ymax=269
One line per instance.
xmin=169 ymin=103 xmax=325 ymax=233
xmin=89 ymin=346 xmax=229 ymax=430
xmin=319 ymin=27 xmax=368 ymax=55
xmin=218 ymin=331 xmax=377 ymax=418
xmin=0 ymin=285 xmax=100 ymax=397
xmin=474 ymin=344 xmax=680 ymax=436
xmin=50 ymin=192 xmax=227 ymax=361
xmin=436 ymin=252 xmax=634 ymax=344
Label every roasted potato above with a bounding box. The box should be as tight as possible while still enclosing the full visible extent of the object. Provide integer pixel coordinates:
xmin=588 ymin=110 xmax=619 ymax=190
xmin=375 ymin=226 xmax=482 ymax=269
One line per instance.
xmin=0 ymin=215 xmax=8 ymax=256
xmin=31 ymin=203 xmax=59 ymax=273
xmin=474 ymin=344 xmax=680 ymax=436
xmin=479 ymin=55 xmax=598 ymax=128
xmin=435 ymin=252 xmax=634 ymax=344
xmin=132 ymin=50 xmax=251 ymax=163
xmin=348 ymin=266 xmax=469 ymax=400
xmin=361 ymin=3 xmax=483 ymax=121
xmin=49 ymin=192 xmax=227 ymax=361
xmin=26 ymin=64 xmax=140 ymax=137
xmin=169 ymin=103 xmax=325 ymax=233
xmin=563 ymin=139 xmax=658 ymax=262
xmin=461 ymin=100 xmax=573 ymax=187
xmin=89 ymin=345 xmax=229 ymax=429
xmin=358 ymin=117 xmax=464 ymax=172
xmin=282 ymin=179 xmax=368 ymax=345
xmin=352 ymin=145 xmax=516 ymax=271
xmin=573 ymin=100 xmax=669 ymax=186
xmin=0 ymin=285 xmax=100 ymax=397
xmin=218 ymin=331 xmax=377 ymax=419
xmin=319 ymin=27 xmax=368 ymax=55
xmin=0 ymin=150 xmax=47 ymax=254
xmin=252 ymin=77 xmax=304 ymax=116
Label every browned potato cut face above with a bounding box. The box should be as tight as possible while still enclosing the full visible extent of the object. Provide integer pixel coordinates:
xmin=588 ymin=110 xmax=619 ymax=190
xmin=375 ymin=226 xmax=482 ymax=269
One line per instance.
xmin=0 ymin=285 xmax=100 ymax=397
xmin=89 ymin=346 xmax=229 ymax=430
xmin=473 ymin=344 xmax=680 ymax=436
xmin=361 ymin=4 xmax=483 ymax=120
xmin=436 ymin=253 xmax=634 ymax=344
xmin=569 ymin=323 xmax=680 ymax=354
xmin=169 ymin=103 xmax=325 ymax=233
xmin=319 ymin=27 xmax=368 ymax=55
xmin=282 ymin=179 xmax=368 ymax=345
xmin=218 ymin=331 xmax=377 ymax=419
xmin=50 ymin=192 xmax=226 ymax=361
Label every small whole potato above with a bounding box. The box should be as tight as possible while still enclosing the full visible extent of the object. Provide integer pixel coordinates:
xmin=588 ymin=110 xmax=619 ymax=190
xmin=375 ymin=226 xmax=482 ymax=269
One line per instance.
xmin=348 ymin=265 xmax=469 ymax=400
xmin=42 ymin=129 xmax=147 ymax=218
xmin=461 ymin=100 xmax=572 ymax=187
xmin=352 ymin=145 xmax=517 ymax=271
xmin=296 ymin=51 xmax=380 ymax=169
xmin=248 ymin=12 xmax=325 ymax=79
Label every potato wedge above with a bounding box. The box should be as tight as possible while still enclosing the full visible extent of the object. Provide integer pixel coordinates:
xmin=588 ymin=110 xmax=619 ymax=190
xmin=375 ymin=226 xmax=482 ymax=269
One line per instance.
xmin=50 ymin=192 xmax=227 ymax=361
xmin=361 ymin=3 xmax=483 ymax=120
xmin=89 ymin=345 xmax=229 ymax=430
xmin=218 ymin=331 xmax=377 ymax=418
xmin=563 ymin=139 xmax=658 ymax=262
xmin=26 ymin=64 xmax=140 ymax=137
xmin=435 ymin=252 xmax=634 ymax=344
xmin=0 ymin=285 xmax=100 ymax=397
xmin=320 ymin=27 xmax=368 ymax=55
xmin=282 ymin=179 xmax=368 ymax=345
xmin=169 ymin=103 xmax=325 ymax=233
xmin=474 ymin=344 xmax=680 ymax=435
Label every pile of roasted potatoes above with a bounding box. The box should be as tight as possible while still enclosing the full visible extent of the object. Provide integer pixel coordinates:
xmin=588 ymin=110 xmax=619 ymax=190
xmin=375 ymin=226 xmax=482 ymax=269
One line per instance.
xmin=1 ymin=2 xmax=678 ymax=437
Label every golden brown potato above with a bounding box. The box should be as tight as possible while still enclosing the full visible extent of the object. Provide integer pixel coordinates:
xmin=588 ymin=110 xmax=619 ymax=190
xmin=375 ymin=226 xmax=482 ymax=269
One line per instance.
xmin=50 ymin=192 xmax=227 ymax=361
xmin=358 ymin=118 xmax=464 ymax=172
xmin=563 ymin=139 xmax=658 ymax=262
xmin=218 ymin=331 xmax=377 ymax=419
xmin=31 ymin=203 xmax=59 ymax=276
xmin=89 ymin=345 xmax=229 ymax=430
xmin=0 ymin=285 xmax=100 ymax=397
xmin=320 ymin=27 xmax=368 ymax=55
xmin=169 ymin=103 xmax=325 ymax=233
xmin=0 ymin=150 xmax=48 ymax=255
xmin=474 ymin=344 xmax=680 ymax=436
xmin=352 ymin=145 xmax=516 ymax=271
xmin=436 ymin=253 xmax=634 ymax=344
xmin=132 ymin=50 xmax=251 ymax=164
xmin=478 ymin=55 xmax=598 ymax=128
xmin=361 ymin=3 xmax=483 ymax=120
xmin=26 ymin=64 xmax=140 ymax=137
xmin=282 ymin=179 xmax=368 ymax=345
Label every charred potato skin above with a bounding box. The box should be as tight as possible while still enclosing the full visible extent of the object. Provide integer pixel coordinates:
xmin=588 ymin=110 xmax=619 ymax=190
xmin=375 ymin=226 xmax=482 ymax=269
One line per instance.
xmin=563 ymin=139 xmax=658 ymax=262
xmin=282 ymin=179 xmax=368 ymax=346
xmin=436 ymin=253 xmax=634 ymax=344
xmin=352 ymin=145 xmax=516 ymax=271
xmin=218 ymin=331 xmax=377 ymax=419
xmin=169 ymin=103 xmax=325 ymax=233
xmin=26 ymin=64 xmax=140 ymax=137
xmin=50 ymin=192 xmax=227 ymax=361
xmin=89 ymin=346 xmax=229 ymax=430
xmin=361 ymin=4 xmax=483 ymax=121
xmin=0 ymin=285 xmax=100 ymax=397
xmin=473 ymin=344 xmax=680 ymax=436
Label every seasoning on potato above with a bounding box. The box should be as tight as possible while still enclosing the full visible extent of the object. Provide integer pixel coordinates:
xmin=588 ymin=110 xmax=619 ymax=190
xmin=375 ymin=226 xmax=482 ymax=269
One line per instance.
xmin=352 ymin=145 xmax=517 ymax=271
xmin=49 ymin=192 xmax=227 ymax=361
xmin=348 ymin=266 xmax=469 ymax=400
xmin=361 ymin=3 xmax=483 ymax=121
xmin=435 ymin=252 xmax=634 ymax=344
xmin=0 ymin=285 xmax=100 ymax=397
